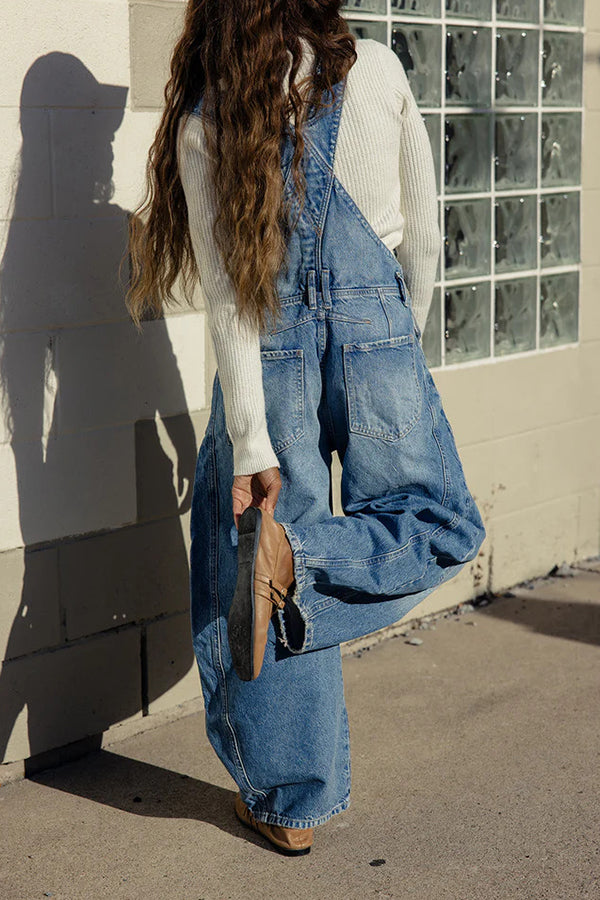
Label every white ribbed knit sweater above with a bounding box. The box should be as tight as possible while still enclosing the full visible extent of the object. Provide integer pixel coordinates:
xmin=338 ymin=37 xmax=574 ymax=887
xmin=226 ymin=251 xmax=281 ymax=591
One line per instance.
xmin=177 ymin=37 xmax=441 ymax=476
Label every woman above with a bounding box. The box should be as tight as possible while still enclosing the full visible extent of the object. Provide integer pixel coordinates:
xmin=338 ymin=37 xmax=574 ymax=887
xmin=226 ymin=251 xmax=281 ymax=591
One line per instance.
xmin=127 ymin=0 xmax=486 ymax=857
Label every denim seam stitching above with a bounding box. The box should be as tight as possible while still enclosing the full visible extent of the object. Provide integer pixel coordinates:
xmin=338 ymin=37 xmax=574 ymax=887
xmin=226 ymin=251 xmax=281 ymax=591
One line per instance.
xmin=260 ymin=349 xmax=305 ymax=453
xmin=302 ymin=514 xmax=461 ymax=618
xmin=301 ymin=512 xmax=461 ymax=570
xmin=302 ymin=526 xmax=431 ymax=568
xmin=326 ymin=312 xmax=374 ymax=324
xmin=265 ymin=313 xmax=314 ymax=334
xmin=209 ymin=432 xmax=268 ymax=801
xmin=341 ymin=701 xmax=352 ymax=791
xmin=378 ymin=287 xmax=393 ymax=339
xmin=276 ymin=286 xmax=403 ymax=304
xmin=428 ymin=391 xmax=449 ymax=507
xmin=244 ymin=796 xmax=351 ymax=830
xmin=314 ymin=151 xmax=334 ymax=274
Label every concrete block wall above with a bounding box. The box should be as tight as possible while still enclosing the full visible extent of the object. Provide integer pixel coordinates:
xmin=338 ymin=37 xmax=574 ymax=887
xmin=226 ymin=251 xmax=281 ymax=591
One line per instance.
xmin=0 ymin=0 xmax=210 ymax=769
xmin=0 ymin=0 xmax=598 ymax=771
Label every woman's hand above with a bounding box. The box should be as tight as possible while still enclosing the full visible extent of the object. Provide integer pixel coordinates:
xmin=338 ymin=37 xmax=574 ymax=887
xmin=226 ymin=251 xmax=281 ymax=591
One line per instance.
xmin=232 ymin=466 xmax=282 ymax=530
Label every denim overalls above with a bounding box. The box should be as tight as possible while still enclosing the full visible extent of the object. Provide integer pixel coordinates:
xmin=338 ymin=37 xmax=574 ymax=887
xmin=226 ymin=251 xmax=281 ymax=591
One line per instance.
xmin=189 ymin=74 xmax=486 ymax=830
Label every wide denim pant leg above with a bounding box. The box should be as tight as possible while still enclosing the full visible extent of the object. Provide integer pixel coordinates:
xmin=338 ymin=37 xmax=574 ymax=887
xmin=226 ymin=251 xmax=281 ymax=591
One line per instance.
xmin=190 ymin=357 xmax=353 ymax=830
xmin=274 ymin=284 xmax=486 ymax=657
xmin=189 ymin=72 xmax=486 ymax=830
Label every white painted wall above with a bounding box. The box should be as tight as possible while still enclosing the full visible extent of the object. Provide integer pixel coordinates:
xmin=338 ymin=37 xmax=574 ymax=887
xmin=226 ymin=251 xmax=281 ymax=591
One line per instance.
xmin=0 ymin=0 xmax=206 ymax=767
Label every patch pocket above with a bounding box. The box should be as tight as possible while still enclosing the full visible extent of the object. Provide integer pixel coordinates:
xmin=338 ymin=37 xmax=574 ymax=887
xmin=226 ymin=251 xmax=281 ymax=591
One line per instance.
xmin=342 ymin=334 xmax=422 ymax=442
xmin=260 ymin=348 xmax=305 ymax=453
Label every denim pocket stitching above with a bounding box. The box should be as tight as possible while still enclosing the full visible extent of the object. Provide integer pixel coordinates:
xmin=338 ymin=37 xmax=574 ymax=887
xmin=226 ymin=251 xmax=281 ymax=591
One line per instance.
xmin=260 ymin=348 xmax=305 ymax=453
xmin=264 ymin=312 xmax=314 ymax=335
xmin=342 ymin=333 xmax=422 ymax=442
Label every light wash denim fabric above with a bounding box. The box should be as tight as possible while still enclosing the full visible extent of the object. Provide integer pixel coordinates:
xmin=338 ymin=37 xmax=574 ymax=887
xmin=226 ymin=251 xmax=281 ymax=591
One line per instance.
xmin=189 ymin=73 xmax=486 ymax=830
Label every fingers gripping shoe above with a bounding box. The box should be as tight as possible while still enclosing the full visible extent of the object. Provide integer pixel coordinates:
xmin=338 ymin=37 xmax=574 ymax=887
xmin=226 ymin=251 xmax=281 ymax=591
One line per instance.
xmin=228 ymin=506 xmax=295 ymax=681
xmin=234 ymin=794 xmax=313 ymax=856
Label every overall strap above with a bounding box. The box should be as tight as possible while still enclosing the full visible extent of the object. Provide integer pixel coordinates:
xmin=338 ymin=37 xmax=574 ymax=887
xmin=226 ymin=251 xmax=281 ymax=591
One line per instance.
xmin=280 ymin=73 xmax=348 ymax=189
xmin=304 ymin=74 xmax=347 ymax=173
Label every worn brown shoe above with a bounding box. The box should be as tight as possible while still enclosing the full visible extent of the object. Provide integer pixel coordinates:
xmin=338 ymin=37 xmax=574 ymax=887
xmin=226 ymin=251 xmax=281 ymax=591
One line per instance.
xmin=234 ymin=794 xmax=313 ymax=856
xmin=228 ymin=506 xmax=295 ymax=681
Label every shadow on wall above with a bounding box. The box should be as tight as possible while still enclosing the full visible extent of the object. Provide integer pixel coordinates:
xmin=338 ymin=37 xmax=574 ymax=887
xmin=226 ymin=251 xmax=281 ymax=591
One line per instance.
xmin=0 ymin=53 xmax=198 ymax=765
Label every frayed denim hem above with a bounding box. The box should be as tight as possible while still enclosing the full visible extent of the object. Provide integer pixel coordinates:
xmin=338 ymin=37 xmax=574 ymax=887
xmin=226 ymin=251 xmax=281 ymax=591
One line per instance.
xmin=277 ymin=521 xmax=314 ymax=654
xmin=243 ymin=795 xmax=350 ymax=829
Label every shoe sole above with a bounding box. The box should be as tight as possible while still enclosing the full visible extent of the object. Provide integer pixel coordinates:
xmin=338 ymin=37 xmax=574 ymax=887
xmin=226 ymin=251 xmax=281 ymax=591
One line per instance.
xmin=234 ymin=804 xmax=312 ymax=857
xmin=228 ymin=506 xmax=263 ymax=681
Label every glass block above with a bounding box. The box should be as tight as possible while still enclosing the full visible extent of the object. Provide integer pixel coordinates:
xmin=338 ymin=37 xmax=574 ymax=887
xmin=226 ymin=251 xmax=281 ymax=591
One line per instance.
xmin=345 ymin=19 xmax=387 ymax=43
xmin=495 ymin=196 xmax=537 ymax=273
xmin=392 ymin=0 xmax=441 ymax=15
xmin=445 ymin=199 xmax=491 ymax=278
xmin=446 ymin=0 xmax=492 ymax=18
xmin=445 ymin=115 xmax=492 ymax=194
xmin=495 ymin=30 xmax=539 ymax=106
xmin=542 ymin=32 xmax=583 ymax=107
xmin=422 ymin=287 xmax=442 ymax=368
xmin=541 ymin=113 xmax=582 ymax=187
xmin=543 ymin=0 xmax=584 ymax=27
xmin=494 ymin=278 xmax=537 ymax=355
xmin=343 ymin=0 xmax=386 ymax=12
xmin=392 ymin=25 xmax=442 ymax=107
xmin=540 ymin=192 xmax=580 ymax=268
xmin=495 ymin=115 xmax=538 ymax=190
xmin=436 ymin=199 xmax=443 ymax=281
xmin=496 ymin=0 xmax=539 ymax=22
xmin=424 ymin=115 xmax=442 ymax=192
xmin=444 ymin=282 xmax=491 ymax=364
xmin=446 ymin=28 xmax=492 ymax=107
xmin=539 ymin=271 xmax=579 ymax=347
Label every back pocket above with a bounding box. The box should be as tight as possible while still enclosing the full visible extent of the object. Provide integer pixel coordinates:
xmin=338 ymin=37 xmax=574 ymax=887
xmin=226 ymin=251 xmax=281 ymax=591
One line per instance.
xmin=342 ymin=333 xmax=422 ymax=442
xmin=260 ymin=348 xmax=305 ymax=453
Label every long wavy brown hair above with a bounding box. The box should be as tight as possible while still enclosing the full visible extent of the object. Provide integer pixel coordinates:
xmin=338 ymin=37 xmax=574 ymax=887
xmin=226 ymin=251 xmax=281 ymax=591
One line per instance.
xmin=125 ymin=0 xmax=356 ymax=333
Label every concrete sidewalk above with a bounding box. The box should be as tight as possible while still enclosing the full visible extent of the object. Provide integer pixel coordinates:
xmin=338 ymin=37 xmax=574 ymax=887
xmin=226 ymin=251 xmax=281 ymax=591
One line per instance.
xmin=1 ymin=560 xmax=599 ymax=900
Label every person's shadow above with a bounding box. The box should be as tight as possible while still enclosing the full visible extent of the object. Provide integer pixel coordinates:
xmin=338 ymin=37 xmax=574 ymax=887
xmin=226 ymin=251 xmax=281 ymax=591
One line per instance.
xmin=0 ymin=53 xmax=199 ymax=766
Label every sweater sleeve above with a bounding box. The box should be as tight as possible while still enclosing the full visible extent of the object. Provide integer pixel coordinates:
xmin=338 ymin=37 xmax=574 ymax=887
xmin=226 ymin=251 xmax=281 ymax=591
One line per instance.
xmin=176 ymin=114 xmax=280 ymax=476
xmin=391 ymin=56 xmax=441 ymax=336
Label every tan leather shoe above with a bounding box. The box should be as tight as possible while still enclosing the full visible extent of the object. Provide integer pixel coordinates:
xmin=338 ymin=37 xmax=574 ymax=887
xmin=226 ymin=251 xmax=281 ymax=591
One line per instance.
xmin=234 ymin=794 xmax=313 ymax=856
xmin=228 ymin=506 xmax=295 ymax=681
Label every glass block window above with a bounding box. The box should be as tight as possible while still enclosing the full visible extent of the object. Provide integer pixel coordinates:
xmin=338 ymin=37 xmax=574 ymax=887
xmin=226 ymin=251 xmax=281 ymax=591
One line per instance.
xmin=342 ymin=0 xmax=583 ymax=367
